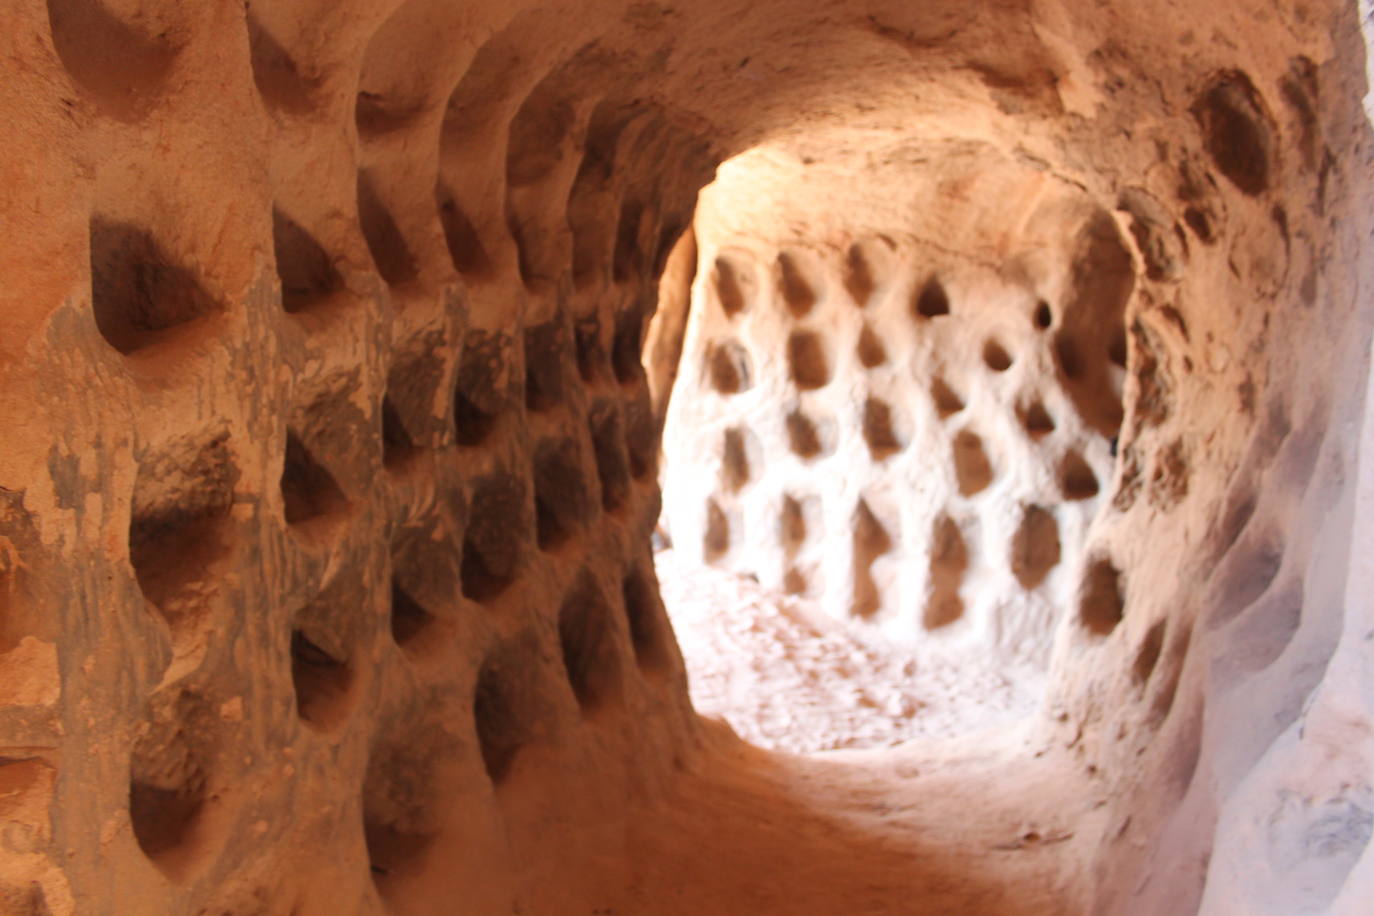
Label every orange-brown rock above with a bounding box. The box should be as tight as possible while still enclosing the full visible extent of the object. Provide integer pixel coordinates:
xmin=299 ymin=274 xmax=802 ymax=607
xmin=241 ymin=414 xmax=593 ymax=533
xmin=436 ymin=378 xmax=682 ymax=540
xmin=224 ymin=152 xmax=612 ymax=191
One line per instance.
xmin=0 ymin=1 xmax=1371 ymax=914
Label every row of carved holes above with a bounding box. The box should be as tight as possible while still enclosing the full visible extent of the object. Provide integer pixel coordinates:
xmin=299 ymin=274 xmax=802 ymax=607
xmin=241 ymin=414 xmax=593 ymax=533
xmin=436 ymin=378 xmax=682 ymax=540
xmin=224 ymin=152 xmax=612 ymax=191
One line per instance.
xmin=55 ymin=5 xmax=675 ymax=298
xmin=714 ymin=256 xmax=1069 ymax=340
xmin=709 ymin=496 xmax=1071 ymax=627
xmin=130 ymin=560 xmax=677 ymax=879
xmin=716 ymin=507 xmax=1146 ymax=654
xmin=761 ymin=400 xmax=1094 ymax=496
xmin=88 ymin=199 xmax=654 ymax=388
xmin=298 ymin=543 xmax=654 ymax=742
xmin=81 ymin=197 xmax=495 ymax=353
xmin=357 ymin=560 xmax=676 ymax=886
xmin=714 ymin=250 xmax=961 ymax=319
xmin=285 ymin=184 xmax=651 ymax=319
xmin=706 ymin=329 xmax=1036 ymax=399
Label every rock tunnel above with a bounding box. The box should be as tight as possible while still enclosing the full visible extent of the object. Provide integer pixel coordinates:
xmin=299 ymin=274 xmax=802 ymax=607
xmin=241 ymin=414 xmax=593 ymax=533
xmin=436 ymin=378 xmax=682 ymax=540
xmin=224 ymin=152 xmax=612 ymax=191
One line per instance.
xmin=1 ymin=0 xmax=1373 ymax=913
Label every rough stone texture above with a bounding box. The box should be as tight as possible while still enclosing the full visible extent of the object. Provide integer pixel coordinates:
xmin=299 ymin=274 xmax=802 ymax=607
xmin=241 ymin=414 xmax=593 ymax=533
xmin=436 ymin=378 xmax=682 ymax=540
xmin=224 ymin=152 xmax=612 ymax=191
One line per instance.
xmin=661 ymin=149 xmax=1124 ymax=671
xmin=0 ymin=0 xmax=1370 ymax=914
xmin=657 ymin=546 xmax=1042 ymax=753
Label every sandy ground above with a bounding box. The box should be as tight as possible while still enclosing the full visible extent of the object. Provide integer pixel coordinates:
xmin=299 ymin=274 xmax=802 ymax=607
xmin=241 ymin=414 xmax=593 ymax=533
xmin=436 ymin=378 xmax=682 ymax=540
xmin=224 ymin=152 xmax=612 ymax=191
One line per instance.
xmin=655 ymin=547 xmax=1044 ymax=753
xmin=611 ymin=551 xmax=1094 ymax=916
xmin=620 ymin=717 xmax=1097 ymax=916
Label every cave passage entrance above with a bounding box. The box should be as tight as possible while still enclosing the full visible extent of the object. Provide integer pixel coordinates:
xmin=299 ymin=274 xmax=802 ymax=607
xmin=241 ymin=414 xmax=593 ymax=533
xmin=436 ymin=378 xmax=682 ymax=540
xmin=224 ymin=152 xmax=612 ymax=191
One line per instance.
xmin=643 ymin=145 xmax=1135 ymax=753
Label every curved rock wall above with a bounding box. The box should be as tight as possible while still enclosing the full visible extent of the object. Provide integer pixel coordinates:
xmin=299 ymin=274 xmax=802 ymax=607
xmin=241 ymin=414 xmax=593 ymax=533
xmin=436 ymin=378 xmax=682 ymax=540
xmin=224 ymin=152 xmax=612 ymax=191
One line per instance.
xmin=661 ymin=145 xmax=1129 ymax=667
xmin=0 ymin=0 xmax=1369 ymax=914
xmin=0 ymin=1 xmax=704 ymax=911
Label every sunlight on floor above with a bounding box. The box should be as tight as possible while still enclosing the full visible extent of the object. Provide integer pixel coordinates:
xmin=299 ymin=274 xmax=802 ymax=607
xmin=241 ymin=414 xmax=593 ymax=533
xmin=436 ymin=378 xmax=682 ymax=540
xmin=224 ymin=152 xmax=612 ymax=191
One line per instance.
xmin=655 ymin=546 xmax=1045 ymax=753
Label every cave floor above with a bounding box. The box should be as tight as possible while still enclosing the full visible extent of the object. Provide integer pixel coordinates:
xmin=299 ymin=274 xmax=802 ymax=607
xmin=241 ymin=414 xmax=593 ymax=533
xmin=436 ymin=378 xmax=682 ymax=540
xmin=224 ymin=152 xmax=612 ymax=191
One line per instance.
xmin=655 ymin=547 xmax=1045 ymax=752
xmin=599 ymin=550 xmax=1098 ymax=915
xmin=621 ymin=722 xmax=1103 ymax=916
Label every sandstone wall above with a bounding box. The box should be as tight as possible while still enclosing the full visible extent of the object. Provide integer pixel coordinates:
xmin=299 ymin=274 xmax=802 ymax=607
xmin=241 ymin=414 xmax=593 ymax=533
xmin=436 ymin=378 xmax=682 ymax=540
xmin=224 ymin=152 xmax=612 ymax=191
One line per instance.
xmin=661 ymin=144 xmax=1128 ymax=668
xmin=0 ymin=0 xmax=1369 ymax=914
xmin=0 ymin=1 xmax=704 ymax=910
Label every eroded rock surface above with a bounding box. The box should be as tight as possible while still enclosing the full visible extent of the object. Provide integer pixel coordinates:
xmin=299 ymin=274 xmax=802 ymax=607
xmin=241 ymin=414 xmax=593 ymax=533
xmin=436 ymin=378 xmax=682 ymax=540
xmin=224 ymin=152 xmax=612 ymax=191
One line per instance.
xmin=657 ymin=547 xmax=1042 ymax=753
xmin=0 ymin=0 xmax=1370 ymax=914
xmin=661 ymin=148 xmax=1126 ymax=673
